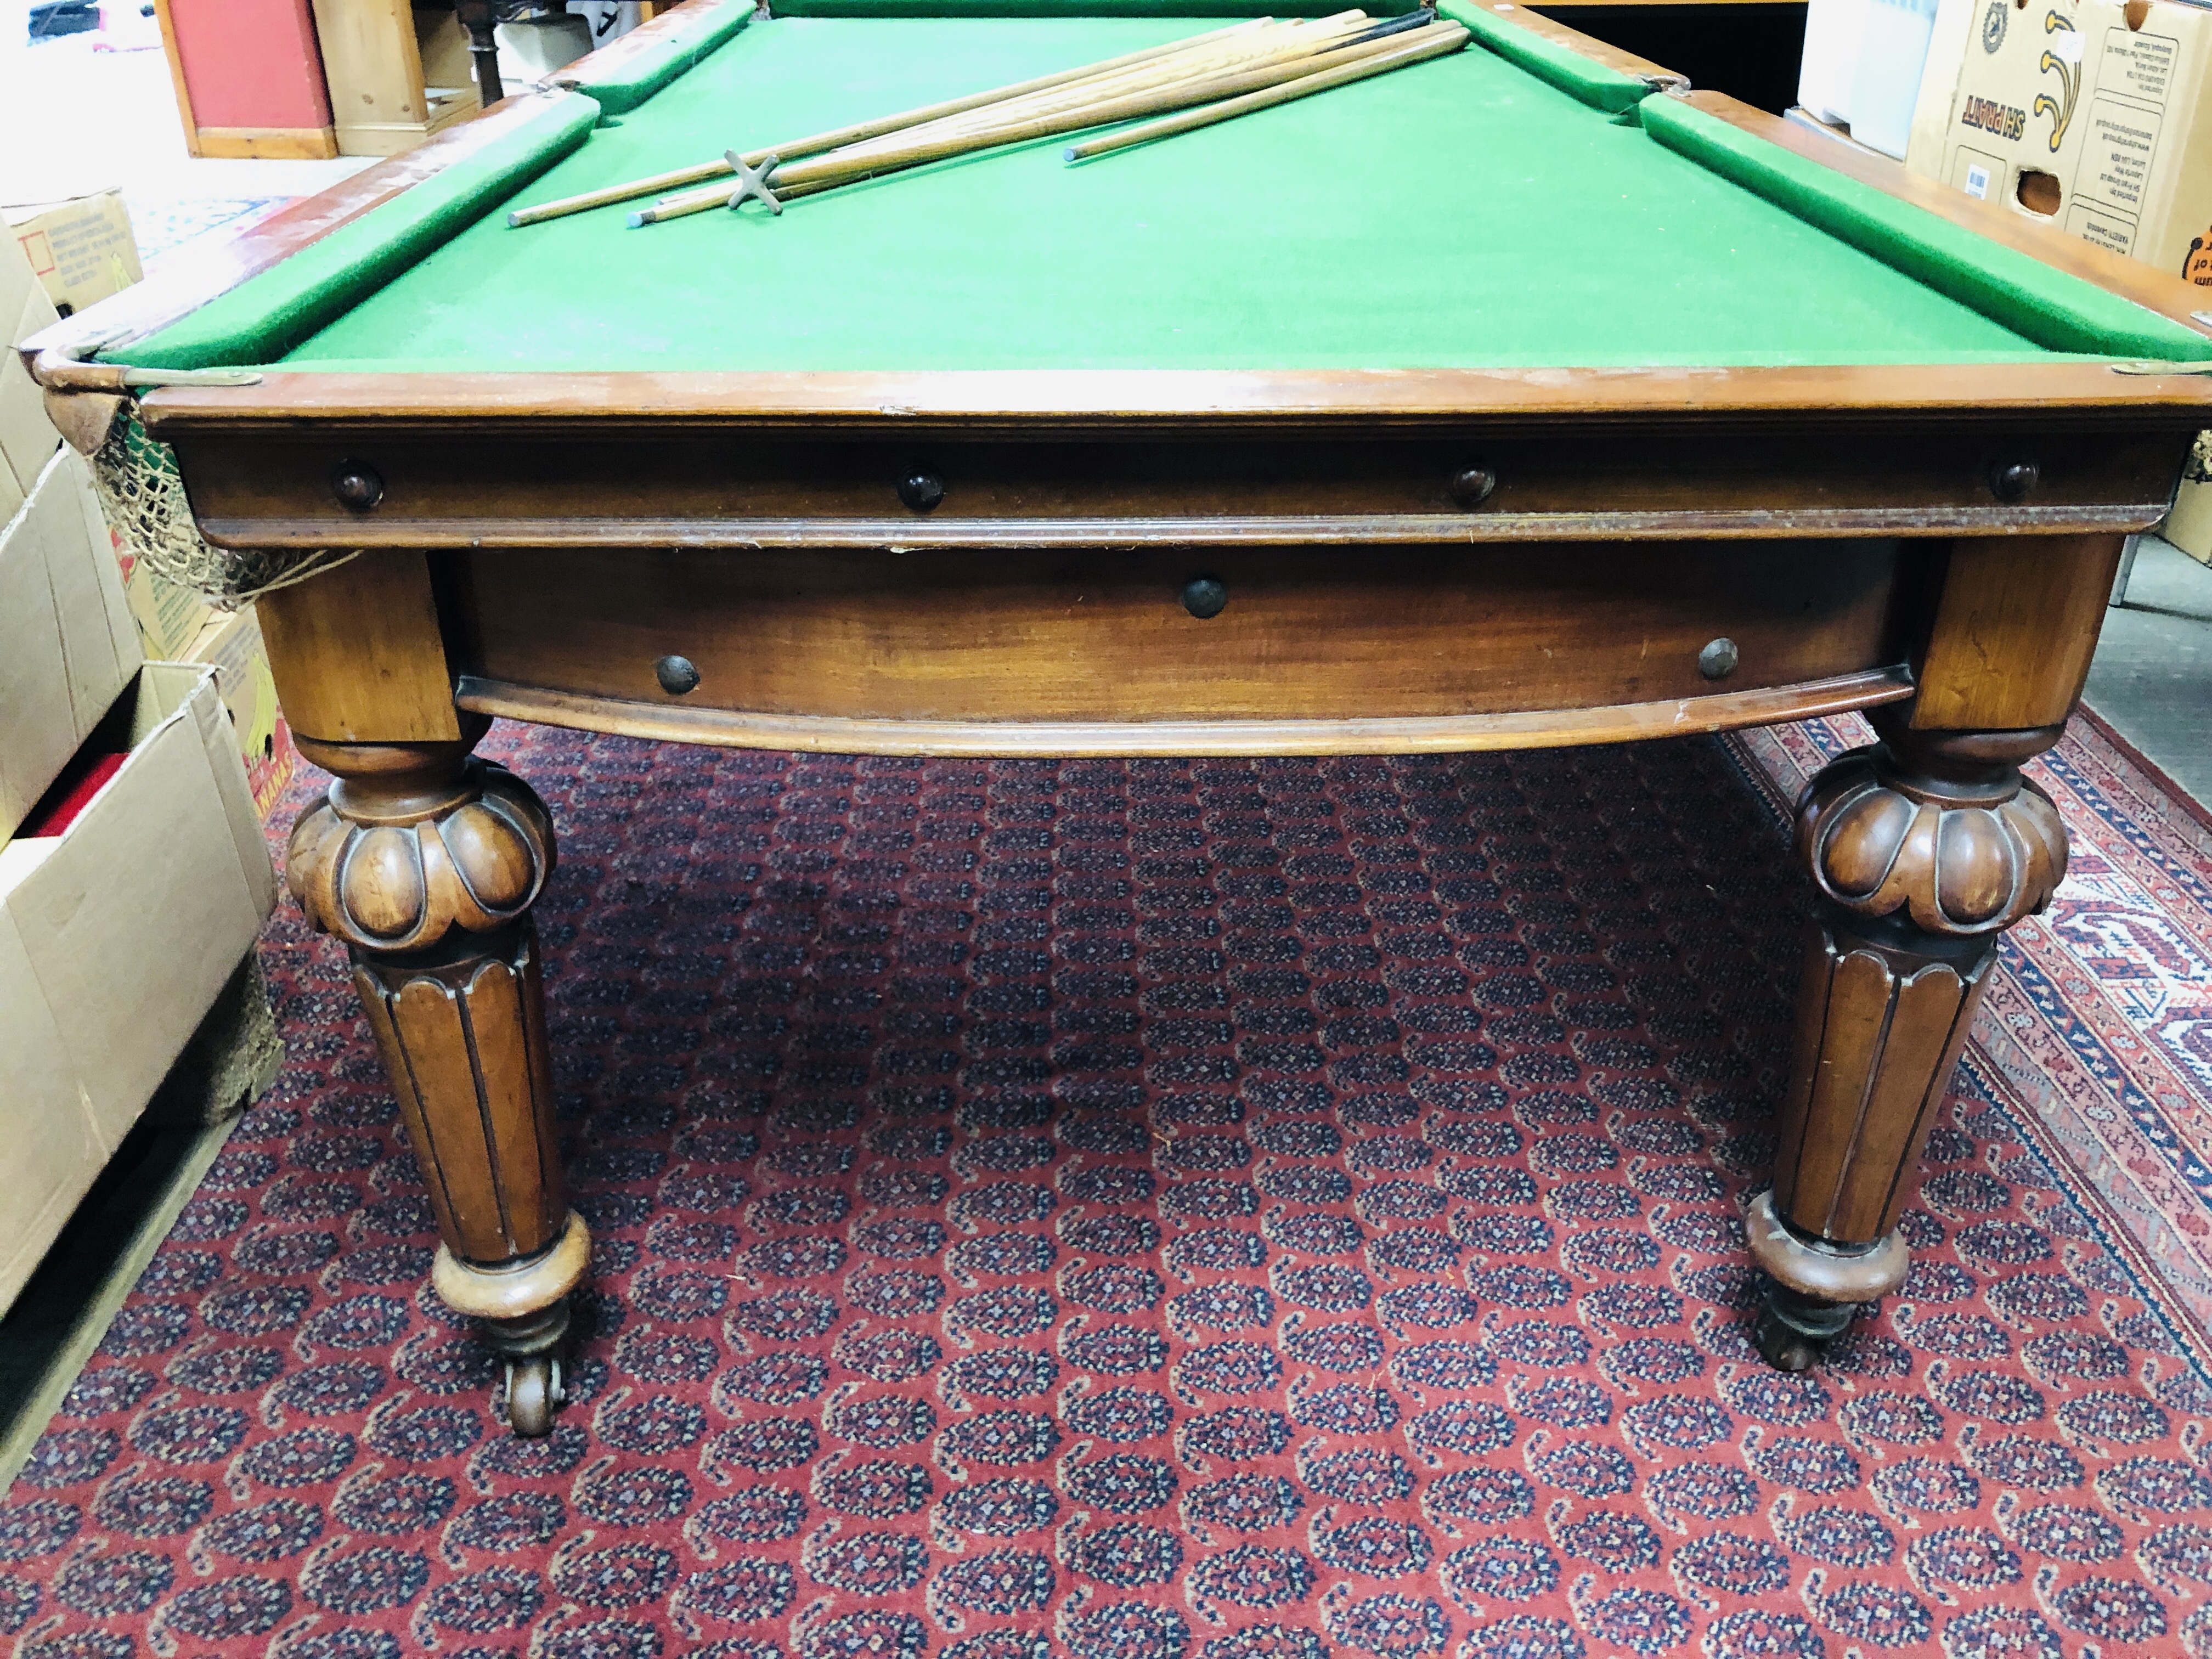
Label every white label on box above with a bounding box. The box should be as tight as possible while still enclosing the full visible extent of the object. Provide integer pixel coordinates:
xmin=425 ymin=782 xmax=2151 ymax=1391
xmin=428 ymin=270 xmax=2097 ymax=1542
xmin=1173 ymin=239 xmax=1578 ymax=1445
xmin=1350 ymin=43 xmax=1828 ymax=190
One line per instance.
xmin=1951 ymin=145 xmax=2007 ymax=200
xmin=2100 ymin=25 xmax=2177 ymax=108
xmin=2067 ymin=198 xmax=2140 ymax=255
xmin=2050 ymin=28 xmax=2086 ymax=63
xmin=2079 ymin=95 xmax=2163 ymax=214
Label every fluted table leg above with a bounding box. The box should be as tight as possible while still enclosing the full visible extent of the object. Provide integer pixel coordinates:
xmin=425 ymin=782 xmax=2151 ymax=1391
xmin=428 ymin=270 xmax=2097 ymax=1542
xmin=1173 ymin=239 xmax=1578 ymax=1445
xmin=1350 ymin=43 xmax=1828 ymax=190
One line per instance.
xmin=1751 ymin=715 xmax=2068 ymax=1370
xmin=287 ymin=732 xmax=589 ymax=1435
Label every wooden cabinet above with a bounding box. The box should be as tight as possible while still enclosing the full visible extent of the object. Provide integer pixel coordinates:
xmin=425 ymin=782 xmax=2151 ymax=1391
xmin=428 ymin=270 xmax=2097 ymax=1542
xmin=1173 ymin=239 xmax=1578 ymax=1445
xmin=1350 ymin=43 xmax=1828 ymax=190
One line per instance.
xmin=309 ymin=0 xmax=482 ymax=156
xmin=154 ymin=0 xmax=339 ymax=159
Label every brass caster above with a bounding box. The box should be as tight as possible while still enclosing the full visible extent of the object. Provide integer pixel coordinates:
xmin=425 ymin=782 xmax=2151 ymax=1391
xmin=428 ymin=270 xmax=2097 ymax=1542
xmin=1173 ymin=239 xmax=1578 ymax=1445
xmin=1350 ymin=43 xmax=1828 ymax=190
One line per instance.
xmin=1756 ymin=1307 xmax=1827 ymax=1373
xmin=477 ymin=1280 xmax=575 ymax=1437
xmin=504 ymin=1352 xmax=565 ymax=1438
xmin=1753 ymin=1276 xmax=1857 ymax=1374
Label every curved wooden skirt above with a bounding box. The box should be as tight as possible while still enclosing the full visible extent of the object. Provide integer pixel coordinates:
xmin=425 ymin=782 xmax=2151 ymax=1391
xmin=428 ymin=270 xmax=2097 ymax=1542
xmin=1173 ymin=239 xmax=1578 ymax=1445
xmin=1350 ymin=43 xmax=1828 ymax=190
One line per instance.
xmin=442 ymin=538 xmax=1916 ymax=757
xmin=454 ymin=668 xmax=1915 ymax=757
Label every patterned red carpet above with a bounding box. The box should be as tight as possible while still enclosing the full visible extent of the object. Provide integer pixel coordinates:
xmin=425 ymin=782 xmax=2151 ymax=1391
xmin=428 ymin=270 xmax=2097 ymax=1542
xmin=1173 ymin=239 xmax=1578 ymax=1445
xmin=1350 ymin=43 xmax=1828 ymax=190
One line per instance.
xmin=5 ymin=721 xmax=2212 ymax=1659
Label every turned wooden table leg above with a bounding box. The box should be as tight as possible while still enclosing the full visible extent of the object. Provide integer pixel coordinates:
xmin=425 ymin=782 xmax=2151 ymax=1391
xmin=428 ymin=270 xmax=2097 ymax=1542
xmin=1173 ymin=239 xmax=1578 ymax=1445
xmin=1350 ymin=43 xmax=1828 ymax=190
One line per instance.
xmin=286 ymin=729 xmax=589 ymax=1435
xmin=1749 ymin=712 xmax=2069 ymax=1369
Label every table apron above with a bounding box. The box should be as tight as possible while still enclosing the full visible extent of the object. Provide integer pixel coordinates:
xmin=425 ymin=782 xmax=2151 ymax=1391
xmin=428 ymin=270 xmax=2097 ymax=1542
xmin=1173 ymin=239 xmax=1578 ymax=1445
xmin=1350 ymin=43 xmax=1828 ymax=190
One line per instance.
xmin=424 ymin=538 xmax=1918 ymax=750
xmin=202 ymin=507 xmax=2173 ymax=548
xmin=172 ymin=427 xmax=2188 ymax=551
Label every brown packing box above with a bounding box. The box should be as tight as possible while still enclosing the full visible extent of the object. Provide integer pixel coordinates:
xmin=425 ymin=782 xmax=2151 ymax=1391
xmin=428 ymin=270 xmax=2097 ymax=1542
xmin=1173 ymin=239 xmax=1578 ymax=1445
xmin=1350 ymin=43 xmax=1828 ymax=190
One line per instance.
xmin=0 ymin=448 xmax=139 ymax=843
xmin=3 ymin=189 xmax=144 ymax=318
xmin=1906 ymin=0 xmax=2212 ymax=269
xmin=1906 ymin=0 xmax=2212 ymax=560
xmin=183 ymin=603 xmax=300 ymax=820
xmin=2 ymin=216 xmax=63 ymax=521
xmin=1786 ymin=105 xmax=1891 ymax=160
xmin=0 ymin=663 xmax=276 ymax=1313
xmin=4 ymin=185 xmax=222 ymax=633
xmin=2160 ymin=431 xmax=2212 ymax=561
xmin=32 ymin=442 xmax=217 ymax=661
xmin=121 ymin=549 xmax=218 ymax=662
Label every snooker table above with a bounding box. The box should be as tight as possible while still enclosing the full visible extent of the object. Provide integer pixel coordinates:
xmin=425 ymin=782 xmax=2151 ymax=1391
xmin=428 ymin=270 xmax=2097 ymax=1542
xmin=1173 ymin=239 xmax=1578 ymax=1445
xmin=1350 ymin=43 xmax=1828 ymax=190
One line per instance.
xmin=27 ymin=0 xmax=2212 ymax=1435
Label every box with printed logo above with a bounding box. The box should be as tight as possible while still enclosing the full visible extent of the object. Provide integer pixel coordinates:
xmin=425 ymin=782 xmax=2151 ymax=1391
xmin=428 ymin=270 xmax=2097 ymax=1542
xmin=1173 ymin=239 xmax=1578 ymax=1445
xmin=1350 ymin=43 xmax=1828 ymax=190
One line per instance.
xmin=1905 ymin=0 xmax=2212 ymax=558
xmin=1905 ymin=0 xmax=2212 ymax=283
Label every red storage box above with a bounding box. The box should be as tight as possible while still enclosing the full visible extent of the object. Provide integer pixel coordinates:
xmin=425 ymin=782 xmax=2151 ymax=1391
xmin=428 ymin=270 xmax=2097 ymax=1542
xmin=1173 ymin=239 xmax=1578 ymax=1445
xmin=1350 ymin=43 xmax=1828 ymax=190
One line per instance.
xmin=155 ymin=0 xmax=336 ymax=158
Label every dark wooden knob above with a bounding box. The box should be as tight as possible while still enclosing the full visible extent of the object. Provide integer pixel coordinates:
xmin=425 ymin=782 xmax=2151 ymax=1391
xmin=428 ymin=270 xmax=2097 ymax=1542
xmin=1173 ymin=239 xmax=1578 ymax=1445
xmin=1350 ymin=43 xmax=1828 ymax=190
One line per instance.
xmin=897 ymin=469 xmax=945 ymax=512
xmin=1989 ymin=458 xmax=2040 ymax=502
xmin=1182 ymin=577 xmax=1228 ymax=619
xmin=1448 ymin=463 xmax=1497 ymax=509
xmin=654 ymin=654 xmax=701 ymax=696
xmin=331 ymin=461 xmax=383 ymax=512
xmin=1699 ymin=636 xmax=1740 ymax=680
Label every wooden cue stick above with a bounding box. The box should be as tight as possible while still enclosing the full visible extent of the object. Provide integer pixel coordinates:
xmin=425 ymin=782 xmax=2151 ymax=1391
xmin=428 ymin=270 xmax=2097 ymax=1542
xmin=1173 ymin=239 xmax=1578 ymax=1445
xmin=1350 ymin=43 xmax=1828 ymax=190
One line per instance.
xmin=630 ymin=29 xmax=1359 ymax=221
xmin=757 ymin=14 xmax=1306 ymax=156
xmin=634 ymin=12 xmax=1367 ymax=221
xmin=778 ymin=19 xmax=1432 ymax=184
xmin=680 ymin=14 xmax=1386 ymax=193
xmin=646 ymin=10 xmax=1370 ymax=200
xmin=1064 ymin=20 xmax=1468 ymax=162
xmin=636 ymin=25 xmax=1417 ymax=221
xmin=506 ymin=16 xmax=1278 ymax=227
xmin=634 ymin=24 xmax=1436 ymax=224
xmin=813 ymin=11 xmax=1370 ymax=163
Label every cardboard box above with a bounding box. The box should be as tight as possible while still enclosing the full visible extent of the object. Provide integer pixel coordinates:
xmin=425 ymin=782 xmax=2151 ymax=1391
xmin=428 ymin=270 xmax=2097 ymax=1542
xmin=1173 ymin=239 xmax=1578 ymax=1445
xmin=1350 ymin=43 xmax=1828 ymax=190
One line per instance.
xmin=2 ymin=215 xmax=63 ymax=518
xmin=2160 ymin=431 xmax=2212 ymax=563
xmin=118 ymin=549 xmax=217 ymax=663
xmin=4 ymin=189 xmax=143 ymax=318
xmin=0 ymin=449 xmax=138 ymax=843
xmin=0 ymin=662 xmax=277 ymax=1313
xmin=1902 ymin=0 xmax=2212 ymax=563
xmin=1787 ymin=104 xmax=1893 ymax=160
xmin=1799 ymin=0 xmax=1942 ymax=160
xmin=183 ymin=602 xmax=299 ymax=819
xmin=8 ymin=199 xmax=226 ymax=677
xmin=1905 ymin=0 xmax=2212 ymax=276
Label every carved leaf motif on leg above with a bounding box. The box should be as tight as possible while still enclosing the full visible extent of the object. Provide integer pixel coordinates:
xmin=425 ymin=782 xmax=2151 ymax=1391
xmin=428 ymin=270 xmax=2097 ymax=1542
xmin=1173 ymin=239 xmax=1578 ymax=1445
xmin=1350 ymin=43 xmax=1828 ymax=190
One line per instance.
xmin=1797 ymin=746 xmax=2066 ymax=938
xmin=288 ymin=760 xmax=555 ymax=954
xmin=1754 ymin=725 xmax=2070 ymax=1374
xmin=286 ymin=747 xmax=580 ymax=1435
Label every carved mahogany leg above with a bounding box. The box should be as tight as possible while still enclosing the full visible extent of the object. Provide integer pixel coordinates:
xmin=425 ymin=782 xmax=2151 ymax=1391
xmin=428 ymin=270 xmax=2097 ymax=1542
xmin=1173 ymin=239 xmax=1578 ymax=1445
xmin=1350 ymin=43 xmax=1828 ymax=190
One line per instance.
xmin=1750 ymin=713 xmax=2068 ymax=1370
xmin=286 ymin=731 xmax=589 ymax=1435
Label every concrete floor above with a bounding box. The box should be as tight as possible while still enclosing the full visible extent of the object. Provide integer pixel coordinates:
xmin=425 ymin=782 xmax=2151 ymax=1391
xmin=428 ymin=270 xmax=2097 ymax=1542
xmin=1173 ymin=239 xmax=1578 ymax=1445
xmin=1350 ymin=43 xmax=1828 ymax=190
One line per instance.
xmin=2092 ymin=537 xmax=2212 ymax=807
